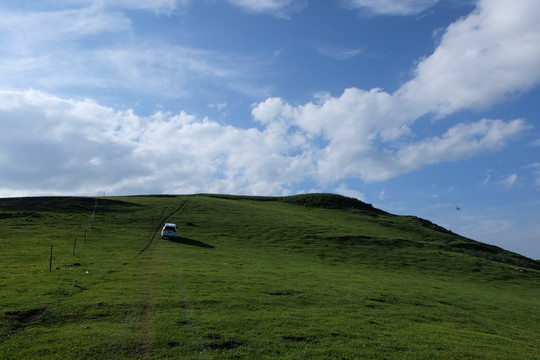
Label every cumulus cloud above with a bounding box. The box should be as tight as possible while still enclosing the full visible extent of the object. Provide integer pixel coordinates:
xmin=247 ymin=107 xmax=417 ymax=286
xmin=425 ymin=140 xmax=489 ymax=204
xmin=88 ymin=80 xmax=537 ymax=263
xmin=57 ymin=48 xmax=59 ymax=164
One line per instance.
xmin=395 ymin=120 xmax=527 ymax=178
xmin=0 ymin=90 xmax=312 ymax=196
xmin=335 ymin=184 xmax=367 ymax=202
xmin=342 ymin=0 xmax=440 ymax=16
xmin=396 ymin=0 xmax=540 ymax=117
xmin=3 ymin=87 xmax=524 ymax=197
xmin=252 ymin=92 xmax=528 ymax=183
xmin=249 ymin=0 xmax=538 ymax=184
xmin=1 ymin=0 xmax=539 ymax=197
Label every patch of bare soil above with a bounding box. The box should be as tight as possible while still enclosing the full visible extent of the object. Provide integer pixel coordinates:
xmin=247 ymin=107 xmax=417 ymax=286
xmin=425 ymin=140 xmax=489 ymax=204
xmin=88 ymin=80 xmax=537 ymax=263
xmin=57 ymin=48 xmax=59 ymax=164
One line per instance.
xmin=204 ymin=333 xmax=242 ymax=350
xmin=5 ymin=308 xmax=46 ymax=333
xmin=5 ymin=308 xmax=46 ymax=324
xmin=282 ymin=335 xmax=318 ymax=344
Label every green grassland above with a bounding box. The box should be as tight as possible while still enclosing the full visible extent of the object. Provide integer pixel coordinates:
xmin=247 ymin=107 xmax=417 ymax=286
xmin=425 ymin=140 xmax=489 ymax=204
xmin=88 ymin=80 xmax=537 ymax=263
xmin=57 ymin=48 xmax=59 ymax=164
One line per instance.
xmin=0 ymin=194 xmax=538 ymax=359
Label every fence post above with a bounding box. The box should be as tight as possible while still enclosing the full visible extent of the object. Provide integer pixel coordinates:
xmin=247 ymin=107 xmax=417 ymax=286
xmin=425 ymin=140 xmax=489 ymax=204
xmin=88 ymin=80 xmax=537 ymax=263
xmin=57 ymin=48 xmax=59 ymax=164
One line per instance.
xmin=49 ymin=245 xmax=53 ymax=272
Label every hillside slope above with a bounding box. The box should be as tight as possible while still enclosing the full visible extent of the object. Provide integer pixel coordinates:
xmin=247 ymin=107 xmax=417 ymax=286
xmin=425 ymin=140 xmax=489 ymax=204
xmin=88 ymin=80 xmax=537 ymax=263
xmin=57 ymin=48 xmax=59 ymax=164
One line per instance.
xmin=0 ymin=194 xmax=538 ymax=359
xmin=203 ymin=193 xmax=537 ymax=270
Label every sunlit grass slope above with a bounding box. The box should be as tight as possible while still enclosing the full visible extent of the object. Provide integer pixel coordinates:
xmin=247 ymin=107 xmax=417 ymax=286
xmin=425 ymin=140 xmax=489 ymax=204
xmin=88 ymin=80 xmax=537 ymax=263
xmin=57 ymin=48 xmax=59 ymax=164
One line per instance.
xmin=1 ymin=194 xmax=538 ymax=359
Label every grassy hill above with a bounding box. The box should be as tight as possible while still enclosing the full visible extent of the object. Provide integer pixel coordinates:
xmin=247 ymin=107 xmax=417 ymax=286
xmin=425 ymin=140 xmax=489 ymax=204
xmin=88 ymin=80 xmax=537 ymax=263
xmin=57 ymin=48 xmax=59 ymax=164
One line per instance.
xmin=0 ymin=194 xmax=538 ymax=359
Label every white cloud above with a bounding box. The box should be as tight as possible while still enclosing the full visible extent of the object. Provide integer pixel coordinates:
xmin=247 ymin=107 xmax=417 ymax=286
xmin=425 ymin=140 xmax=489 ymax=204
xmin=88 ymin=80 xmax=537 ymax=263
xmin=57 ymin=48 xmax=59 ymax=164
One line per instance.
xmin=251 ymin=97 xmax=294 ymax=124
xmin=252 ymin=89 xmax=528 ymax=183
xmin=0 ymin=5 xmax=131 ymax=54
xmin=1 ymin=0 xmax=539 ymax=197
xmin=396 ymin=0 xmax=540 ymax=118
xmin=334 ymin=184 xmax=366 ymax=202
xmin=481 ymin=173 xmax=491 ymax=187
xmin=226 ymin=0 xmax=307 ymax=18
xmin=209 ymin=103 xmax=228 ymax=112
xmin=395 ymin=120 xmax=527 ymax=179
xmin=93 ymin=44 xmax=243 ymax=96
xmin=0 ymin=89 xmax=312 ymax=196
xmin=251 ymin=0 xmax=540 ymax=184
xmin=37 ymin=0 xmax=181 ymax=14
xmin=499 ymin=173 xmax=518 ymax=188
xmin=105 ymin=0 xmax=180 ymax=13
xmin=342 ymin=0 xmax=440 ymax=16
xmin=314 ymin=43 xmax=363 ymax=60
xmin=252 ymin=88 xmax=403 ymax=183
xmin=3 ymin=88 xmax=525 ymax=197
xmin=0 ymin=3 xmax=268 ymax=100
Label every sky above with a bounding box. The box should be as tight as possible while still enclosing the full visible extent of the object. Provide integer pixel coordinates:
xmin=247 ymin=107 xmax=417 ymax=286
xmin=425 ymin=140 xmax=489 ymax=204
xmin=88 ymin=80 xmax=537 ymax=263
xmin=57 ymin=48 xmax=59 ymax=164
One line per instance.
xmin=1 ymin=0 xmax=539 ymax=259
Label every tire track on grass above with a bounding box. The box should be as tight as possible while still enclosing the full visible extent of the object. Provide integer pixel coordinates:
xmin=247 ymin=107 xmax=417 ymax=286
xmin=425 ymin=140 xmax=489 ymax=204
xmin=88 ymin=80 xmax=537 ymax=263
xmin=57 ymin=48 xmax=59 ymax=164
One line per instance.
xmin=137 ymin=199 xmax=191 ymax=358
xmin=139 ymin=199 xmax=189 ymax=255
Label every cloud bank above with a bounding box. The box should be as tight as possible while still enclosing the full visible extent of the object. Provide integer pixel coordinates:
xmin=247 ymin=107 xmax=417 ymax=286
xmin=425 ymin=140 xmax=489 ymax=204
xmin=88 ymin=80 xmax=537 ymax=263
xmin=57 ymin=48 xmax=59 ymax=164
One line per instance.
xmin=0 ymin=90 xmax=311 ymax=196
xmin=0 ymin=87 xmax=527 ymax=197
xmin=1 ymin=0 xmax=539 ymax=197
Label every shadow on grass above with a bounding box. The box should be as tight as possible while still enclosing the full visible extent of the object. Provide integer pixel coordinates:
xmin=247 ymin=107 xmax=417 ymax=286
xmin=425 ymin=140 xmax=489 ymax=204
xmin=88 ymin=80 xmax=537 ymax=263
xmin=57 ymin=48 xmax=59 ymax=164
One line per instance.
xmin=165 ymin=236 xmax=215 ymax=249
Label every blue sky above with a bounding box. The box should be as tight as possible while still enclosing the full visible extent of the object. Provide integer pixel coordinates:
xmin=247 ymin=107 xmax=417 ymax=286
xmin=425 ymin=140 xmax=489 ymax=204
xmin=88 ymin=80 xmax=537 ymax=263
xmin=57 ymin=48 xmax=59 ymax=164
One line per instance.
xmin=1 ymin=0 xmax=539 ymax=259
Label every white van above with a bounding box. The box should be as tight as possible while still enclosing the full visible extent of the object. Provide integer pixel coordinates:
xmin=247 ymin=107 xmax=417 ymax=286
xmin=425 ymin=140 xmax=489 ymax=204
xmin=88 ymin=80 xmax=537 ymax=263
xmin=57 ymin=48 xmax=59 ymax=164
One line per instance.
xmin=161 ymin=223 xmax=178 ymax=239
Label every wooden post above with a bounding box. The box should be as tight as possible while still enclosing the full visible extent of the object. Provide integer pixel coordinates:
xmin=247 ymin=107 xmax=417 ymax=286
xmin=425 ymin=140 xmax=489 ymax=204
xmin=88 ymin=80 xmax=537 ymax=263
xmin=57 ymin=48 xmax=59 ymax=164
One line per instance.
xmin=90 ymin=209 xmax=94 ymax=229
xmin=73 ymin=237 xmax=77 ymax=256
xmin=49 ymin=245 xmax=53 ymax=272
